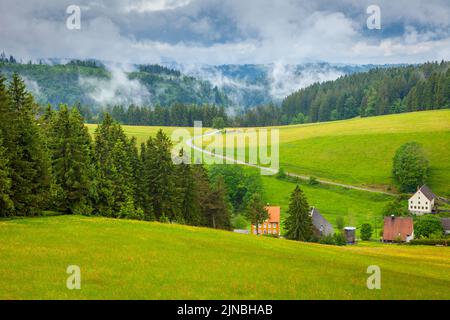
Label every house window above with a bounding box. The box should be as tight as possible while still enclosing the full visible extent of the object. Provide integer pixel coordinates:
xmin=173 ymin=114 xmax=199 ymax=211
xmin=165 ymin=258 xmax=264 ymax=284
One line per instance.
xmin=264 ymin=230 xmax=267 ymax=234
xmin=268 ymin=230 xmax=272 ymax=234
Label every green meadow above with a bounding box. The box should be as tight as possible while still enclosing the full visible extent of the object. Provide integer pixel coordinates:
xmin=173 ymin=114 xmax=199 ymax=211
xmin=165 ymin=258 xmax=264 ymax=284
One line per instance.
xmin=261 ymin=175 xmax=391 ymax=232
xmin=227 ymin=110 xmax=450 ymax=196
xmin=0 ymin=215 xmax=448 ymax=300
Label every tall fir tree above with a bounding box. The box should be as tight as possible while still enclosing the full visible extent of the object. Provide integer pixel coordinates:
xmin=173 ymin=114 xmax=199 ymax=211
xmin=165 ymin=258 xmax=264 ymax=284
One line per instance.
xmin=0 ymin=136 xmax=13 ymax=216
xmin=47 ymin=105 xmax=94 ymax=214
xmin=202 ymin=176 xmax=231 ymax=230
xmin=284 ymin=185 xmax=313 ymax=242
xmin=176 ymin=148 xmax=201 ymax=225
xmin=6 ymin=73 xmax=51 ymax=215
xmin=142 ymin=130 xmax=179 ymax=221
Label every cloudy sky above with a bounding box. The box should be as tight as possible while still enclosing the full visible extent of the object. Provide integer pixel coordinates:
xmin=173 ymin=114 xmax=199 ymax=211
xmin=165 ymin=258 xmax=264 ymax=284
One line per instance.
xmin=1 ymin=0 xmax=449 ymax=65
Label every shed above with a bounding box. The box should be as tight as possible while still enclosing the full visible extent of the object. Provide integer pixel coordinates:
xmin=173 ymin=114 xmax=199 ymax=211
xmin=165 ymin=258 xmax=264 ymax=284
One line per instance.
xmin=344 ymin=227 xmax=356 ymax=244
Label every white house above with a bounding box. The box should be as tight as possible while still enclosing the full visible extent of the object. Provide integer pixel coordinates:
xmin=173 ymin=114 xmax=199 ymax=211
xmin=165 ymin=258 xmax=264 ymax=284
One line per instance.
xmin=408 ymin=185 xmax=437 ymax=215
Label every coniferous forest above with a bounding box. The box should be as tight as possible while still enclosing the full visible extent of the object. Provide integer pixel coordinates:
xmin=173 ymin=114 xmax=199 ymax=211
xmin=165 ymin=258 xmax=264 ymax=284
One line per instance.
xmin=0 ymin=73 xmax=232 ymax=230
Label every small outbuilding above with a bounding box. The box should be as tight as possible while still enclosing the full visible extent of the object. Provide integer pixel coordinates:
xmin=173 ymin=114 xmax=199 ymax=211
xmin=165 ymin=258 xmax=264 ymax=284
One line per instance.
xmin=441 ymin=218 xmax=450 ymax=236
xmin=344 ymin=227 xmax=356 ymax=244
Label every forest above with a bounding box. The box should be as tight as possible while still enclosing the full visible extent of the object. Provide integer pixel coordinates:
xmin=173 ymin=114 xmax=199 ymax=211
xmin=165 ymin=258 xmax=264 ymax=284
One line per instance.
xmin=95 ymin=61 xmax=450 ymax=128
xmin=0 ymin=72 xmax=246 ymax=230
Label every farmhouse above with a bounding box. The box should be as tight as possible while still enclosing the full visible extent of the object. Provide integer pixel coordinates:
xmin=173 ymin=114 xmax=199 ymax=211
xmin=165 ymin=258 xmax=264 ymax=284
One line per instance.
xmin=383 ymin=216 xmax=414 ymax=243
xmin=251 ymin=206 xmax=280 ymax=236
xmin=310 ymin=207 xmax=334 ymax=237
xmin=408 ymin=185 xmax=437 ymax=215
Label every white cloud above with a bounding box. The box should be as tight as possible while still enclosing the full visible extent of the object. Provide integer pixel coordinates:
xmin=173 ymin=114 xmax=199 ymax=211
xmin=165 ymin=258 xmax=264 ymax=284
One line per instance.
xmin=79 ymin=65 xmax=152 ymax=106
xmin=124 ymin=0 xmax=192 ymax=13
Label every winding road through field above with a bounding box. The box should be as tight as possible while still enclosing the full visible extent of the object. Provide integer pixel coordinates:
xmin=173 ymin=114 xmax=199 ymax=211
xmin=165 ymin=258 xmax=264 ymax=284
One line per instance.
xmin=186 ymin=130 xmax=397 ymax=196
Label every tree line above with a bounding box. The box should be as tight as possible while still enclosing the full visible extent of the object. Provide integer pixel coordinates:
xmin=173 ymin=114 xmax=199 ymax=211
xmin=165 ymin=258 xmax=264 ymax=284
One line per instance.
xmin=233 ymin=61 xmax=450 ymax=127
xmin=101 ymin=104 xmax=229 ymax=128
xmin=0 ymin=73 xmax=232 ymax=230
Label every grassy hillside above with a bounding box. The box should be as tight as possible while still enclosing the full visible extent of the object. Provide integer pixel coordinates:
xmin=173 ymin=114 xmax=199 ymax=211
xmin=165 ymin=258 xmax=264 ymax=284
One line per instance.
xmin=227 ymin=110 xmax=450 ymax=196
xmin=0 ymin=216 xmax=448 ymax=300
xmin=261 ymin=175 xmax=391 ymax=232
xmin=276 ymin=110 xmax=450 ymax=195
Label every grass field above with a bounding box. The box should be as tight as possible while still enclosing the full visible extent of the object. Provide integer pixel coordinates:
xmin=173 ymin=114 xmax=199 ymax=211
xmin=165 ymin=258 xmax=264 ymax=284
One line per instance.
xmin=261 ymin=175 xmax=391 ymax=232
xmin=225 ymin=110 xmax=450 ymax=196
xmin=88 ymin=111 xmax=450 ymax=197
xmin=0 ymin=215 xmax=449 ymax=300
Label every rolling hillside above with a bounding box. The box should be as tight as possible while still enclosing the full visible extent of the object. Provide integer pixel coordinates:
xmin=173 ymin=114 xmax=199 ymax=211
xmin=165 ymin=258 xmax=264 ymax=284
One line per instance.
xmin=86 ymin=110 xmax=449 ymax=228
xmin=223 ymin=110 xmax=450 ymax=196
xmin=0 ymin=215 xmax=449 ymax=300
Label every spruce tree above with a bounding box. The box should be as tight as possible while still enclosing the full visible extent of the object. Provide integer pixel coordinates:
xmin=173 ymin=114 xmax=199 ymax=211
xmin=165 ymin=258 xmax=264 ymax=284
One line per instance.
xmin=284 ymin=185 xmax=313 ymax=242
xmin=0 ymin=137 xmax=13 ymax=216
xmin=48 ymin=105 xmax=94 ymax=214
xmin=6 ymin=73 xmax=51 ymax=215
xmin=176 ymin=148 xmax=201 ymax=225
xmin=202 ymin=176 xmax=231 ymax=230
xmin=142 ymin=130 xmax=179 ymax=221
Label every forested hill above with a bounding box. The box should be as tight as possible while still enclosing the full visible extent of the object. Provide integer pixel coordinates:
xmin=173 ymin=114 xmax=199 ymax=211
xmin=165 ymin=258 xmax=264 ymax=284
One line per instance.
xmin=0 ymin=57 xmax=230 ymax=110
xmin=280 ymin=61 xmax=450 ymax=124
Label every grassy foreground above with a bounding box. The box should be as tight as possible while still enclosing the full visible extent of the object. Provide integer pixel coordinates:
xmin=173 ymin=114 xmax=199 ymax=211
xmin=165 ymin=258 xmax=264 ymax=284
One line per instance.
xmin=0 ymin=216 xmax=449 ymax=300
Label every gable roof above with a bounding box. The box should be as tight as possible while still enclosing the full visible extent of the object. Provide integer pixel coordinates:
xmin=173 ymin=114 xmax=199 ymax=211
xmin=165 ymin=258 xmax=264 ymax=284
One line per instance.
xmin=265 ymin=206 xmax=280 ymax=223
xmin=383 ymin=216 xmax=414 ymax=241
xmin=441 ymin=218 xmax=450 ymax=231
xmin=310 ymin=207 xmax=334 ymax=236
xmin=418 ymin=185 xmax=437 ymax=201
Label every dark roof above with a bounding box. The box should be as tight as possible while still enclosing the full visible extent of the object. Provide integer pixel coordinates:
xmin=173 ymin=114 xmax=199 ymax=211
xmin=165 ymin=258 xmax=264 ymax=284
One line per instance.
xmin=310 ymin=207 xmax=334 ymax=236
xmin=441 ymin=218 xmax=450 ymax=231
xmin=383 ymin=217 xmax=414 ymax=241
xmin=419 ymin=185 xmax=437 ymax=201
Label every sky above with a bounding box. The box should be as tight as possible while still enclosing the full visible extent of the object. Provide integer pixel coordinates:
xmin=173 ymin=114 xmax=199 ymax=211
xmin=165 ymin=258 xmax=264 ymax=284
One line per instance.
xmin=0 ymin=0 xmax=450 ymax=66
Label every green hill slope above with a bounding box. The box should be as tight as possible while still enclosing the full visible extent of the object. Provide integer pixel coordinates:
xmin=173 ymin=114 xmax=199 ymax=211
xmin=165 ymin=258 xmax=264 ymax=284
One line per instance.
xmin=274 ymin=110 xmax=450 ymax=195
xmin=0 ymin=216 xmax=449 ymax=300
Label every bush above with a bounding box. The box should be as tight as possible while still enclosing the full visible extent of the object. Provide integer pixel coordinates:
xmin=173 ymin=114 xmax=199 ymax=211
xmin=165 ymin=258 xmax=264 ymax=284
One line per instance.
xmin=409 ymin=239 xmax=449 ymax=246
xmin=381 ymin=198 xmax=409 ymax=217
xmin=72 ymin=202 xmax=93 ymax=216
xmin=319 ymin=234 xmax=335 ymax=245
xmin=276 ymin=168 xmax=287 ymax=179
xmin=308 ymin=176 xmax=319 ymax=186
xmin=360 ymin=223 xmax=373 ymax=241
xmin=231 ymin=214 xmax=249 ymax=230
xmin=414 ymin=216 xmax=444 ymax=238
xmin=333 ymin=233 xmax=347 ymax=246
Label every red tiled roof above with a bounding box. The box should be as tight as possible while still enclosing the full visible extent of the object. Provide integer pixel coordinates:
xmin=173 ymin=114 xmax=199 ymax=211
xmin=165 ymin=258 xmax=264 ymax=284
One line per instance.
xmin=383 ymin=217 xmax=414 ymax=241
xmin=265 ymin=206 xmax=280 ymax=223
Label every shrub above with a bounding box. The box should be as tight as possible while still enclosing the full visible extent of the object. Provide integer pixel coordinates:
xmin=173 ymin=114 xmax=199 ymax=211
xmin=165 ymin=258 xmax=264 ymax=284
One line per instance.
xmin=231 ymin=214 xmax=249 ymax=230
xmin=319 ymin=234 xmax=335 ymax=245
xmin=333 ymin=233 xmax=347 ymax=246
xmin=414 ymin=216 xmax=444 ymax=238
xmin=360 ymin=223 xmax=373 ymax=241
xmin=409 ymin=239 xmax=448 ymax=246
xmin=308 ymin=176 xmax=319 ymax=186
xmin=276 ymin=168 xmax=287 ymax=179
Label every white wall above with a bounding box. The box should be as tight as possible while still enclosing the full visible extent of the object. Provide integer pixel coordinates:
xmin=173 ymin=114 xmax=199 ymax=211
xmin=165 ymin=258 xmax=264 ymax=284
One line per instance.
xmin=408 ymin=190 xmax=434 ymax=215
